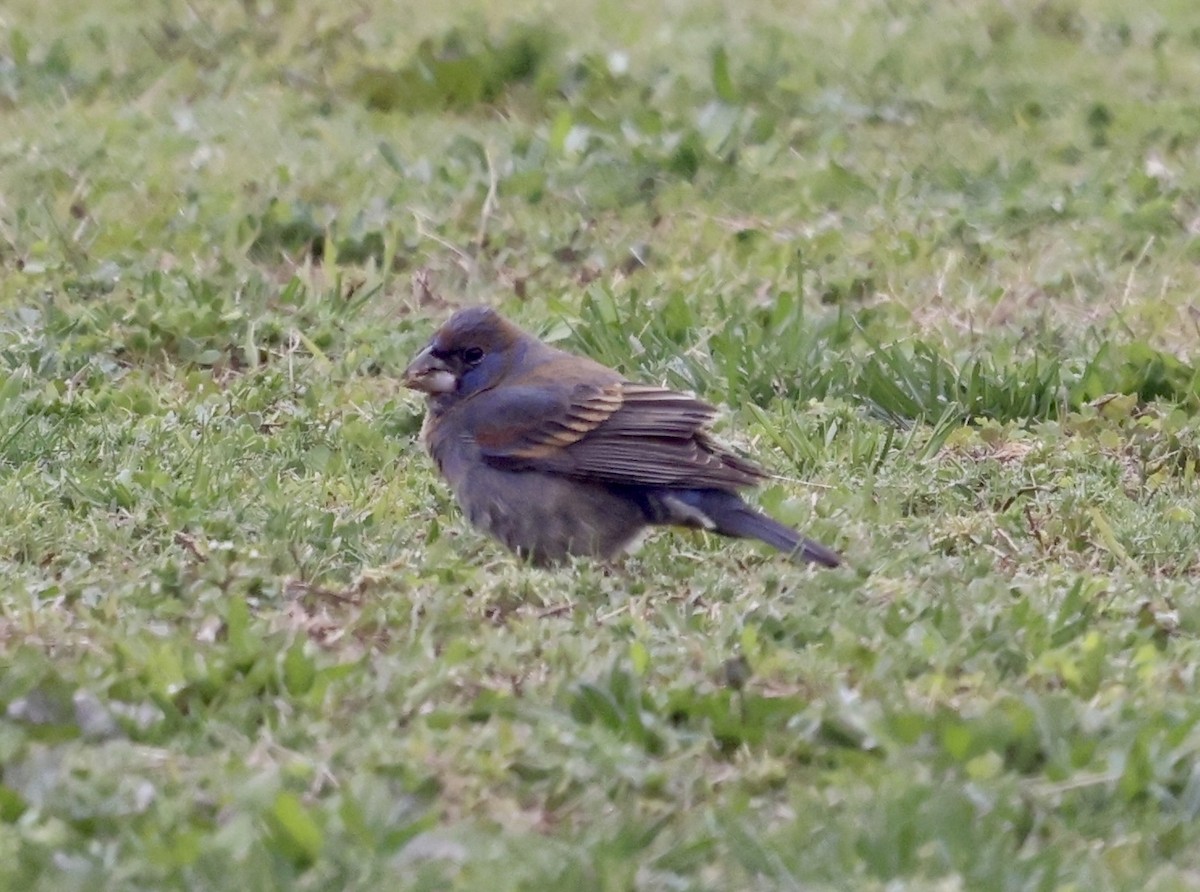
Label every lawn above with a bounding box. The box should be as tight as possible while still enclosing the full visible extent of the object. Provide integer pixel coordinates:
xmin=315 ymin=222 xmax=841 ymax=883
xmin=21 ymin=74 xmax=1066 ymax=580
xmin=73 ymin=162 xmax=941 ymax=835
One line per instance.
xmin=4 ymin=0 xmax=1200 ymax=888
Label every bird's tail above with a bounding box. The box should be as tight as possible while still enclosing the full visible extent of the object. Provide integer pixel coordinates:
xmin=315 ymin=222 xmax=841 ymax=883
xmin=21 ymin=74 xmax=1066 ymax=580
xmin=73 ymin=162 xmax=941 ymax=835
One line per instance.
xmin=654 ymin=489 xmax=842 ymax=568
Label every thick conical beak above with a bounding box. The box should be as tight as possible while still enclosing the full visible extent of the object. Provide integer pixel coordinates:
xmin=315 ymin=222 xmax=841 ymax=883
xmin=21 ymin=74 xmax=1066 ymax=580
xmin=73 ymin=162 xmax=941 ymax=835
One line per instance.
xmin=402 ymin=345 xmax=457 ymax=394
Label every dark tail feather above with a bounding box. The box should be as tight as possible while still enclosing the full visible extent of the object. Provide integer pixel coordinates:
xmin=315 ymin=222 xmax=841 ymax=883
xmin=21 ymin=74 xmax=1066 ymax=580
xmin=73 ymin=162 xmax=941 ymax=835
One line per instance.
xmin=713 ymin=503 xmax=842 ymax=568
xmin=659 ymin=489 xmax=842 ymax=568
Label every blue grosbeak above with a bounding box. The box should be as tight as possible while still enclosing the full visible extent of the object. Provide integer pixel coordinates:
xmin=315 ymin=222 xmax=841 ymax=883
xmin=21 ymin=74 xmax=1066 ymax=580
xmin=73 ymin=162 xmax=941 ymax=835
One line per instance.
xmin=403 ymin=306 xmax=840 ymax=568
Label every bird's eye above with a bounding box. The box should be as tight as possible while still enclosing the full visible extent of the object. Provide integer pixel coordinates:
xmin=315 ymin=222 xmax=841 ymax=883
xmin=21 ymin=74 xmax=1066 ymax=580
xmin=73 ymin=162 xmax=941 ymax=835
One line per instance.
xmin=462 ymin=347 xmax=484 ymax=365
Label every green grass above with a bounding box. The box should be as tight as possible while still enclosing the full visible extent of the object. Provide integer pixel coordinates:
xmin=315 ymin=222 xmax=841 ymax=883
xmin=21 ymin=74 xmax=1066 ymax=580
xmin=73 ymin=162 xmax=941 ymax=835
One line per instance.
xmin=4 ymin=0 xmax=1200 ymax=888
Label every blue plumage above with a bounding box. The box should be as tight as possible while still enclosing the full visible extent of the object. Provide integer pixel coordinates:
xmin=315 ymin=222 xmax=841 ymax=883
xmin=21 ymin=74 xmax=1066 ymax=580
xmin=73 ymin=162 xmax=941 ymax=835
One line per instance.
xmin=404 ymin=307 xmax=840 ymax=568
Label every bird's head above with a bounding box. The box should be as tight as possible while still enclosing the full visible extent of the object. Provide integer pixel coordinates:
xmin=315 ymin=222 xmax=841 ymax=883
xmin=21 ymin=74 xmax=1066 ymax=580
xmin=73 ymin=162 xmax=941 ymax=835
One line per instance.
xmin=403 ymin=306 xmax=528 ymax=400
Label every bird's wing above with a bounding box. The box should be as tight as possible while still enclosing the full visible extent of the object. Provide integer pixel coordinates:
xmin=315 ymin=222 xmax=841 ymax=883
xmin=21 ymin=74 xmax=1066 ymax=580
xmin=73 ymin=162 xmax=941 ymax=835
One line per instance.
xmin=473 ymin=381 xmax=766 ymax=490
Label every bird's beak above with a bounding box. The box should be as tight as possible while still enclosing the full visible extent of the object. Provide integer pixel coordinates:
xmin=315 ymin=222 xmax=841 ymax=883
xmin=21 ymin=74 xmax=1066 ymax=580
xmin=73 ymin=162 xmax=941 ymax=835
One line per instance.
xmin=402 ymin=345 xmax=458 ymax=394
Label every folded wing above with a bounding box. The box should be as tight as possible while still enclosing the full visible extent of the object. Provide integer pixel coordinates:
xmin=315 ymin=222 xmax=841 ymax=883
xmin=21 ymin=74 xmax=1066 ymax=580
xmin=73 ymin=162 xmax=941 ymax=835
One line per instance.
xmin=476 ymin=381 xmax=767 ymax=490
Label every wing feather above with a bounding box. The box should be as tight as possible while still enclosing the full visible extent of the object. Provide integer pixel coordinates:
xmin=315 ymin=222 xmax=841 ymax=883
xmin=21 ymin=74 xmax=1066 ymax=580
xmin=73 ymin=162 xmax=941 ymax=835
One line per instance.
xmin=480 ymin=381 xmax=766 ymax=490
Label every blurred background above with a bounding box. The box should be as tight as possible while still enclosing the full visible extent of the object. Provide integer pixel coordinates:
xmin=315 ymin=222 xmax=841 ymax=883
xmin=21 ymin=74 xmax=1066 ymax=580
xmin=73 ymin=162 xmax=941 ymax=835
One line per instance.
xmin=4 ymin=2 xmax=1200 ymax=889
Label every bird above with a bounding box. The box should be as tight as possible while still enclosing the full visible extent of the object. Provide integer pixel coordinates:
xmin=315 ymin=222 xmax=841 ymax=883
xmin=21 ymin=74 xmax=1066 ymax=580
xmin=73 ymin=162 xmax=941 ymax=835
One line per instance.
xmin=402 ymin=306 xmax=841 ymax=568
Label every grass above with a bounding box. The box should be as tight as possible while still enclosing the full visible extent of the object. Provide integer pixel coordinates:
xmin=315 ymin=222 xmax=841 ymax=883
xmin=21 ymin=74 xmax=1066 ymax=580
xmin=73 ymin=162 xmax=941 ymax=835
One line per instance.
xmin=4 ymin=0 xmax=1200 ymax=888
